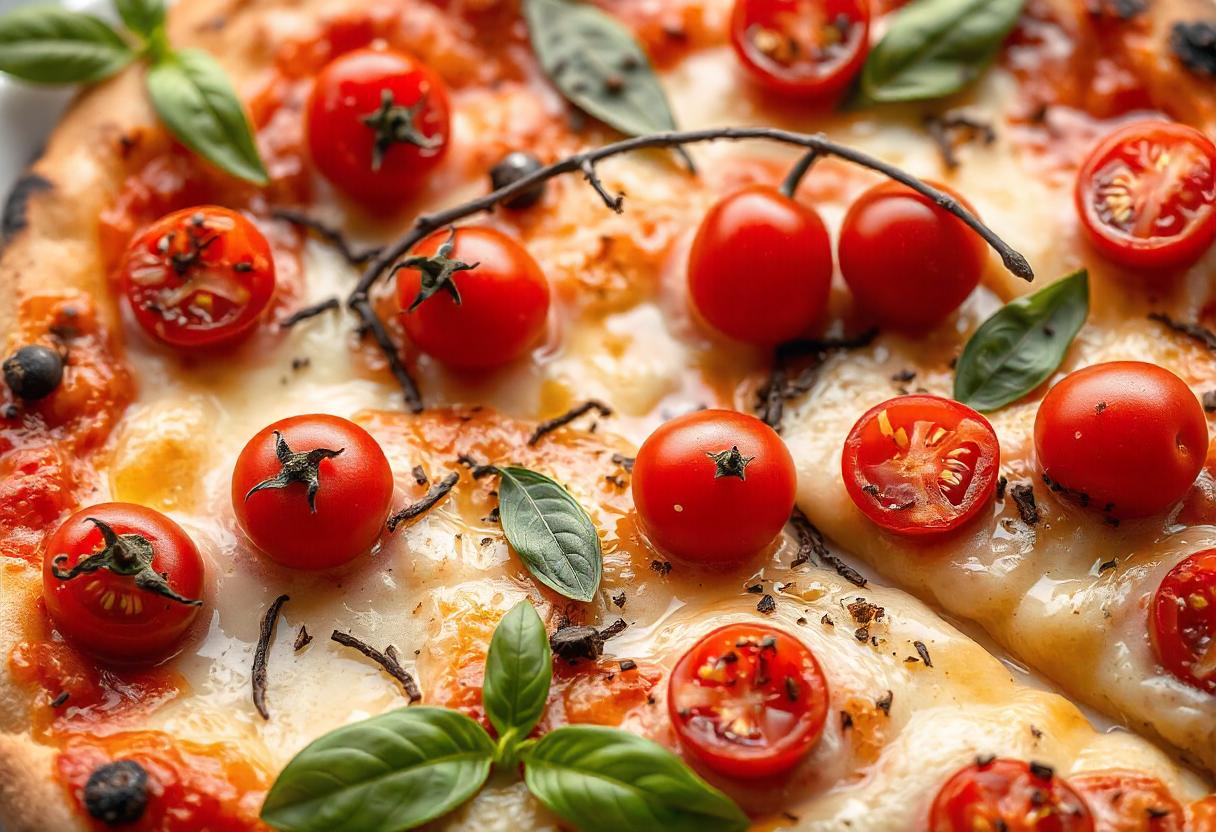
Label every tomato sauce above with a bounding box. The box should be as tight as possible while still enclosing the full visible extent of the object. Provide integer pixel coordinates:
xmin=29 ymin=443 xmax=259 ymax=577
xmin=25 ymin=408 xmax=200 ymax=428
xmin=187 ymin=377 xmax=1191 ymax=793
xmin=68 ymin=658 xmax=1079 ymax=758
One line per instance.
xmin=57 ymin=731 xmax=269 ymax=832
xmin=0 ymin=294 xmax=132 ymax=563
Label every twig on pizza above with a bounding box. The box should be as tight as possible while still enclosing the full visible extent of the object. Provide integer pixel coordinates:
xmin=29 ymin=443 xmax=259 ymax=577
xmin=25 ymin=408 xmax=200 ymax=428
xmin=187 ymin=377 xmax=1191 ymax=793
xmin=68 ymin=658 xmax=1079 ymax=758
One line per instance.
xmin=278 ymin=298 xmax=340 ymax=329
xmin=757 ymin=328 xmax=879 ymax=431
xmin=1149 ymin=312 xmax=1216 ymax=351
xmin=272 ymin=209 xmax=383 ymax=266
xmin=387 ymin=471 xmax=460 ymax=532
xmin=528 ymin=400 xmax=613 ymax=446
xmin=347 ymin=127 xmax=1035 ymax=410
xmin=330 ymin=630 xmax=423 ymax=702
xmin=252 ymin=594 xmax=290 ymax=720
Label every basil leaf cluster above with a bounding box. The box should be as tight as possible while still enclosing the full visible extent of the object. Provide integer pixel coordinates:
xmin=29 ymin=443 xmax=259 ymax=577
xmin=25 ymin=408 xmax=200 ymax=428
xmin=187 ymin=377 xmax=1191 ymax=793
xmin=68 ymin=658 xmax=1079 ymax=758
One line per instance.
xmin=0 ymin=0 xmax=266 ymax=184
xmin=261 ymin=600 xmax=747 ymax=832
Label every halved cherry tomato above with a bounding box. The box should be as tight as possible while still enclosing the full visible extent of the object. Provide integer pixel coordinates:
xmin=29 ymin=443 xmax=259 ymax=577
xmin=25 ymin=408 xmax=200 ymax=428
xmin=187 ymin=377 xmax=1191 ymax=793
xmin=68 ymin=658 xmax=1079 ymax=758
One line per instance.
xmin=668 ymin=623 xmax=829 ymax=779
xmin=632 ymin=409 xmax=797 ymax=563
xmin=1070 ymin=770 xmax=1184 ymax=832
xmin=307 ymin=48 xmax=450 ymax=206
xmin=839 ymin=181 xmax=989 ymax=332
xmin=119 ymin=207 xmax=275 ymax=350
xmin=42 ymin=503 xmax=204 ymax=664
xmin=1075 ymin=121 xmax=1216 ymax=271
xmin=930 ymin=758 xmax=1094 ymax=832
xmin=1034 ymin=362 xmax=1207 ymax=518
xmin=231 ymin=414 xmax=394 ymax=570
xmin=842 ymin=395 xmax=999 ymax=536
xmin=687 ymin=185 xmax=832 ymax=345
xmin=396 ymin=227 xmax=550 ymax=369
xmin=1150 ymin=549 xmax=1216 ymax=693
xmin=729 ymin=0 xmax=870 ymax=99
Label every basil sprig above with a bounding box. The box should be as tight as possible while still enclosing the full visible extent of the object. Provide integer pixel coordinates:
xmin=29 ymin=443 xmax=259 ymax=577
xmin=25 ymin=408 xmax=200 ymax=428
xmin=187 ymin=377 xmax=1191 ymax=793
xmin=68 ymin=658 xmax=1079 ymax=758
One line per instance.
xmin=954 ymin=269 xmax=1089 ymax=412
xmin=497 ymin=466 xmax=603 ymax=603
xmin=852 ymin=0 xmax=1026 ymax=106
xmin=261 ymin=600 xmax=747 ymax=832
xmin=523 ymin=0 xmax=690 ymax=166
xmin=0 ymin=0 xmax=266 ymax=184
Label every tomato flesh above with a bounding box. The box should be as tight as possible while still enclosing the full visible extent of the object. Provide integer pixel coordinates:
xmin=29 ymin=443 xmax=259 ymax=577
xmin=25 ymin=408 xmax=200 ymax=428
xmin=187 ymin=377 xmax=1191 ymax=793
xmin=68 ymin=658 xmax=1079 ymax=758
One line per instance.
xmin=930 ymin=758 xmax=1094 ymax=832
xmin=842 ymin=395 xmax=999 ymax=536
xmin=668 ymin=623 xmax=829 ymax=779
xmin=231 ymin=414 xmax=394 ymax=570
xmin=1075 ymin=120 xmax=1216 ymax=270
xmin=730 ymin=0 xmax=870 ymax=99
xmin=396 ymin=227 xmax=550 ymax=369
xmin=687 ymin=185 xmax=832 ymax=345
xmin=307 ymin=47 xmax=450 ymax=206
xmin=1069 ymin=770 xmax=1183 ymax=832
xmin=632 ymin=409 xmax=797 ymax=563
xmin=1033 ymin=362 xmax=1208 ymax=519
xmin=1151 ymin=549 xmax=1216 ymax=693
xmin=839 ymin=181 xmax=988 ymax=332
xmin=119 ymin=206 xmax=276 ymax=350
xmin=41 ymin=503 xmax=205 ymax=664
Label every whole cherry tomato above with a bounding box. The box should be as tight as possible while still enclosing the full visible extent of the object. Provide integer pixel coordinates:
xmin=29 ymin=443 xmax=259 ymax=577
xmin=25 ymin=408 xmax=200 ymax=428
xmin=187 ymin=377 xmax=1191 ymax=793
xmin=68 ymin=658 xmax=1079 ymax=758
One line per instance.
xmin=687 ymin=185 xmax=833 ymax=345
xmin=119 ymin=207 xmax=275 ymax=350
xmin=842 ymin=395 xmax=999 ymax=536
xmin=632 ymin=409 xmax=796 ymax=563
xmin=1069 ymin=770 xmax=1183 ymax=832
xmin=1075 ymin=120 xmax=1216 ymax=271
xmin=729 ymin=0 xmax=870 ymax=99
xmin=668 ymin=623 xmax=829 ymax=779
xmin=1151 ymin=550 xmax=1216 ymax=693
xmin=1034 ymin=362 xmax=1207 ymax=518
xmin=839 ymin=181 xmax=988 ymax=332
xmin=231 ymin=414 xmax=394 ymax=570
xmin=42 ymin=503 xmax=204 ymax=664
xmin=307 ymin=48 xmax=451 ymax=205
xmin=929 ymin=758 xmax=1094 ymax=832
xmin=396 ymin=227 xmax=550 ymax=369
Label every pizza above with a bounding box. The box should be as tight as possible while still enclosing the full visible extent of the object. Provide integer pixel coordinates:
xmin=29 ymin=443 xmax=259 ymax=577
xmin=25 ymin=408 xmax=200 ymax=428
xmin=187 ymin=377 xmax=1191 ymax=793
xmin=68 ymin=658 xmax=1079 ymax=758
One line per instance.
xmin=0 ymin=0 xmax=1215 ymax=829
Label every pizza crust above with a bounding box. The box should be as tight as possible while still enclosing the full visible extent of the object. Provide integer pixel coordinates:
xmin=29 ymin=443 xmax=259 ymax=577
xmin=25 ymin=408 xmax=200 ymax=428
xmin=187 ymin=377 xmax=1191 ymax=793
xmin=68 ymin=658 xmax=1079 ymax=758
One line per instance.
xmin=0 ymin=732 xmax=82 ymax=832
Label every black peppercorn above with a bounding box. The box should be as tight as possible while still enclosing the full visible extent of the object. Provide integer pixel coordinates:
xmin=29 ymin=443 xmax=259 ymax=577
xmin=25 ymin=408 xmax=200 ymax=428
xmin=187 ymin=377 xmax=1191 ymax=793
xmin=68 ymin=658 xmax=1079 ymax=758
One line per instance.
xmin=489 ymin=151 xmax=546 ymax=210
xmin=3 ymin=344 xmax=63 ymax=400
xmin=84 ymin=760 xmax=149 ymax=826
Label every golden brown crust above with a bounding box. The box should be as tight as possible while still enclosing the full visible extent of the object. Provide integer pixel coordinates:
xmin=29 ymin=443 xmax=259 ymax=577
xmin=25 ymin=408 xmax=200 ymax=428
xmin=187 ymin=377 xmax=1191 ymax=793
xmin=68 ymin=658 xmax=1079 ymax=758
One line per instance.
xmin=0 ymin=733 xmax=83 ymax=832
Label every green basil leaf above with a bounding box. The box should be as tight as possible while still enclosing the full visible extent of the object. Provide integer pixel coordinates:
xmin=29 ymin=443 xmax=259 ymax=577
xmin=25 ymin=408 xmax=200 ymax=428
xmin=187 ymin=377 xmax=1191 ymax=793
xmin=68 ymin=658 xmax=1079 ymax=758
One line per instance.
xmin=260 ymin=707 xmax=494 ymax=832
xmin=853 ymin=0 xmax=1025 ymax=105
xmin=523 ymin=725 xmax=749 ymax=832
xmin=497 ymin=466 xmax=602 ymax=603
xmin=145 ymin=48 xmax=268 ymax=185
xmin=954 ymin=269 xmax=1089 ymax=412
xmin=115 ymin=0 xmax=165 ymax=40
xmin=0 ymin=6 xmax=133 ymax=84
xmin=523 ymin=0 xmax=682 ymax=140
xmin=483 ymin=599 xmax=552 ymax=740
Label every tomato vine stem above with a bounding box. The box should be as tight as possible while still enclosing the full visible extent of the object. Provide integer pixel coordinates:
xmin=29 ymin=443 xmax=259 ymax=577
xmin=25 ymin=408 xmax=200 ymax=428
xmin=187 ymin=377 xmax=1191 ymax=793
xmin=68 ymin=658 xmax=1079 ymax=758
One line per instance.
xmin=340 ymin=126 xmax=1035 ymax=412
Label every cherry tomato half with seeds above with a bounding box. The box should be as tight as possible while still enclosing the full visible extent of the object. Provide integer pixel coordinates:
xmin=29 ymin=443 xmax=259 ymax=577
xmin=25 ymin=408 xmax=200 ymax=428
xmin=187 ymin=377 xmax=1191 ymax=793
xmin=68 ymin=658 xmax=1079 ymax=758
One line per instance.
xmin=42 ymin=503 xmax=205 ymax=664
xmin=929 ymin=758 xmax=1094 ymax=832
xmin=1034 ymin=362 xmax=1207 ymax=519
xmin=307 ymin=48 xmax=451 ymax=206
xmin=1150 ymin=549 xmax=1216 ymax=694
xmin=839 ymin=181 xmax=989 ymax=332
xmin=1069 ymin=770 xmax=1184 ymax=832
xmin=119 ymin=206 xmax=275 ymax=350
xmin=729 ymin=0 xmax=870 ymax=99
xmin=687 ymin=185 xmax=833 ymax=345
xmin=668 ymin=623 xmax=829 ymax=779
xmin=1075 ymin=120 xmax=1216 ymax=271
xmin=231 ymin=414 xmax=394 ymax=570
xmin=632 ymin=409 xmax=797 ymax=563
xmin=396 ymin=227 xmax=550 ymax=369
xmin=842 ymin=395 xmax=999 ymax=536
